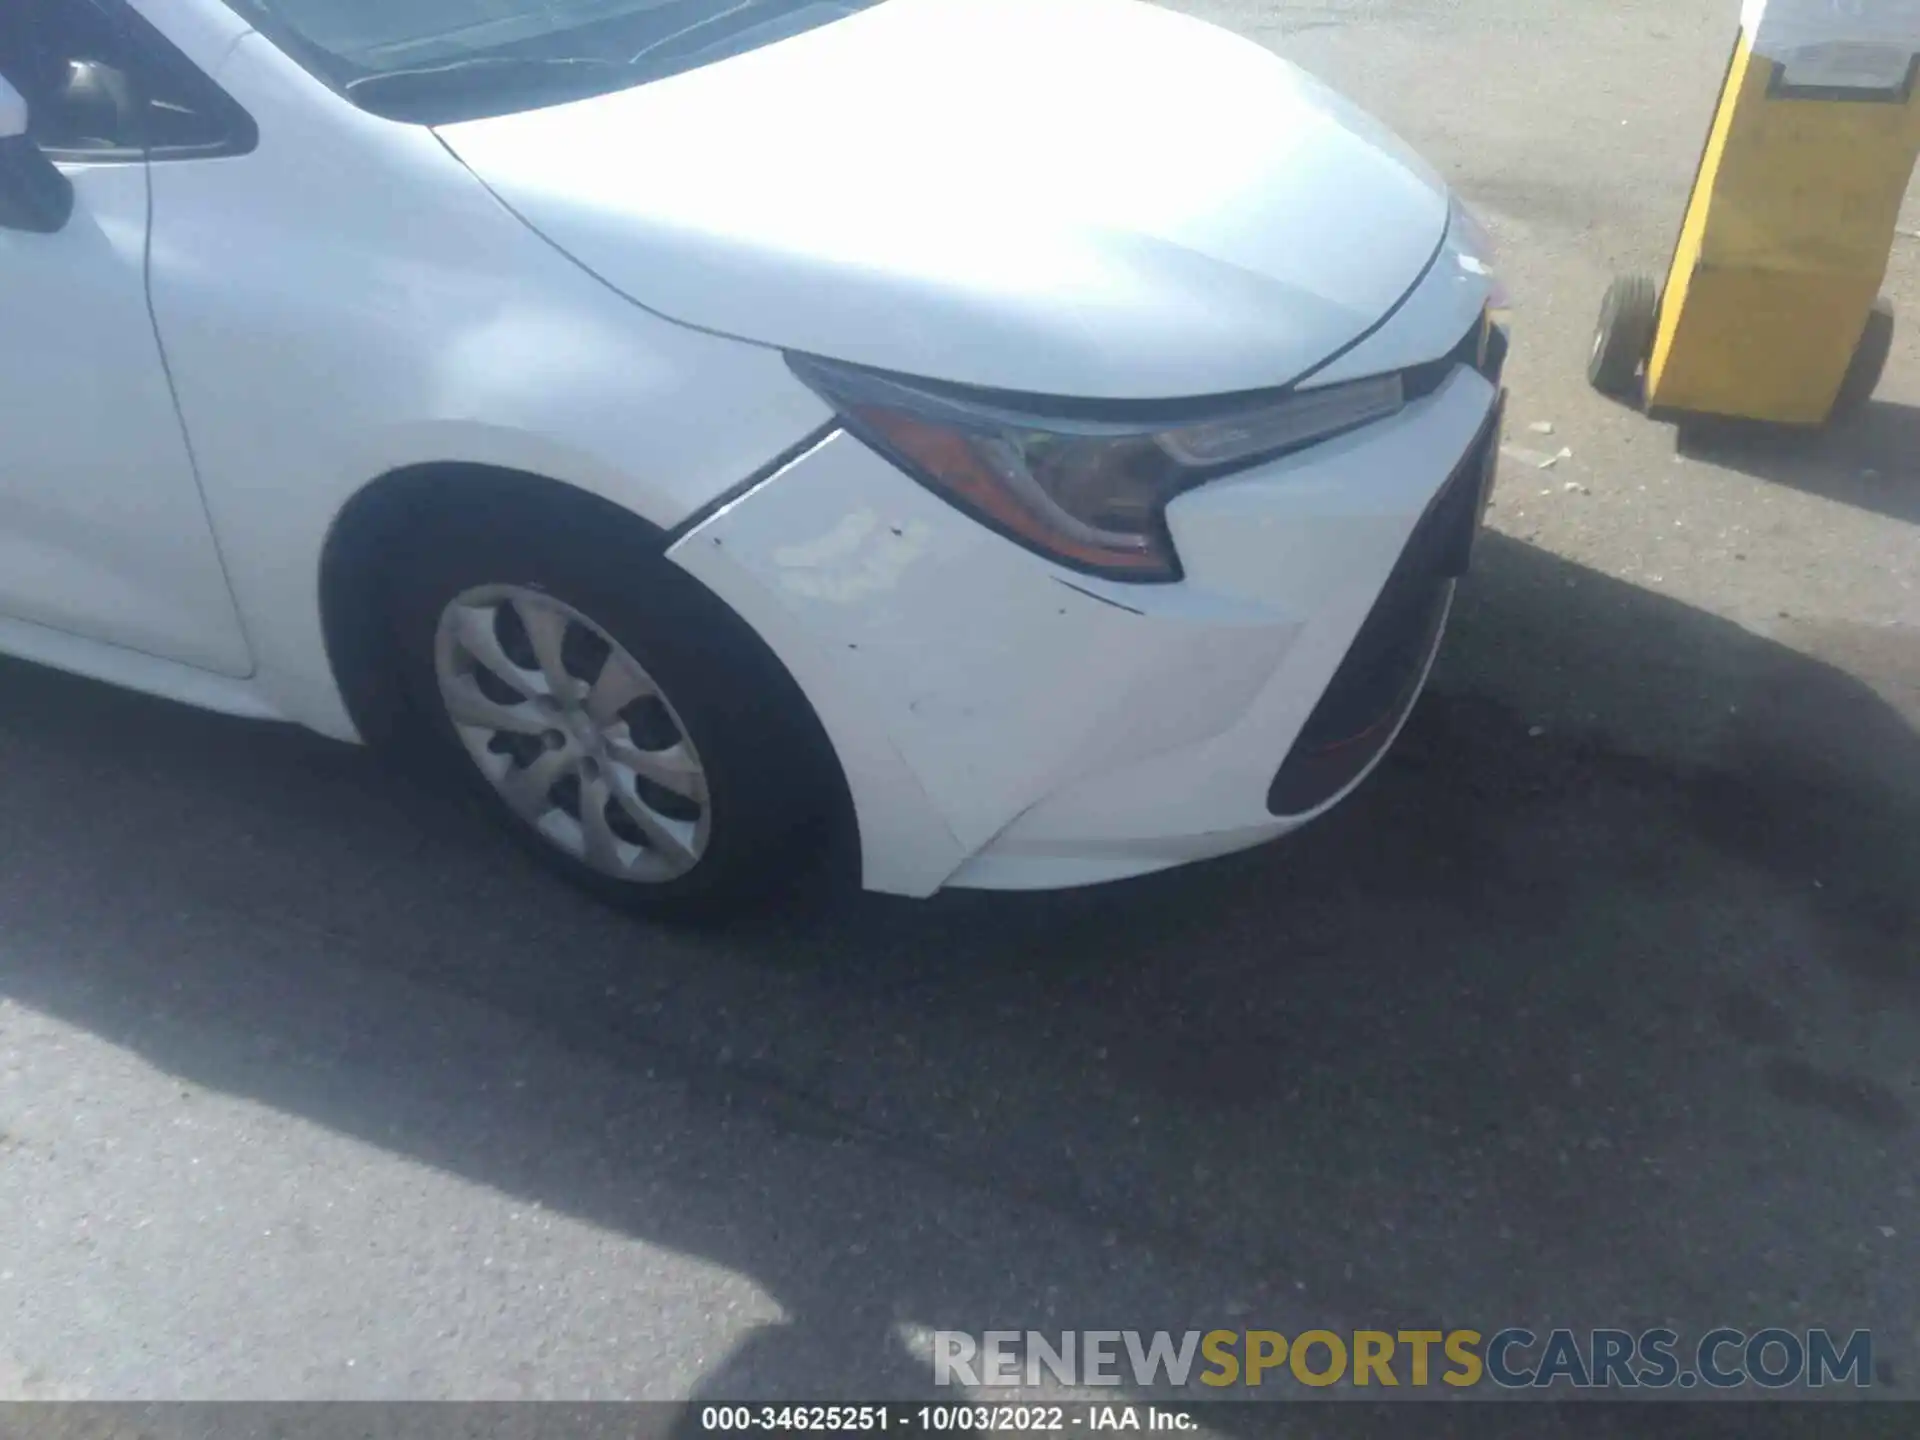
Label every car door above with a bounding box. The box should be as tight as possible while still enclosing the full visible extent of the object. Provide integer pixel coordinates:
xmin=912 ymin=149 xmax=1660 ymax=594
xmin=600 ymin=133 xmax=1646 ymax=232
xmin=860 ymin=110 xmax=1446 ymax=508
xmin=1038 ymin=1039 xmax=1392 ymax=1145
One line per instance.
xmin=0 ymin=0 xmax=251 ymax=676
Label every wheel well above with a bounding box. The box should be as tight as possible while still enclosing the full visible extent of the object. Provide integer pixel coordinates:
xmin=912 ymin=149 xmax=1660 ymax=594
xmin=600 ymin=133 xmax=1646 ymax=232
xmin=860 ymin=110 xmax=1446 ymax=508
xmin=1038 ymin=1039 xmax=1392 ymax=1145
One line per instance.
xmin=319 ymin=464 xmax=650 ymax=751
xmin=317 ymin=464 xmax=857 ymax=867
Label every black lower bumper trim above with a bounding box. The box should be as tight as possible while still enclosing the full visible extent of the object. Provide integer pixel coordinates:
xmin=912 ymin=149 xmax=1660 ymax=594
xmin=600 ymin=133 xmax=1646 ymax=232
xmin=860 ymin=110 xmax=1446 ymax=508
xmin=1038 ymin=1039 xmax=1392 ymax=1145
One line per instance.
xmin=1266 ymin=393 xmax=1504 ymax=817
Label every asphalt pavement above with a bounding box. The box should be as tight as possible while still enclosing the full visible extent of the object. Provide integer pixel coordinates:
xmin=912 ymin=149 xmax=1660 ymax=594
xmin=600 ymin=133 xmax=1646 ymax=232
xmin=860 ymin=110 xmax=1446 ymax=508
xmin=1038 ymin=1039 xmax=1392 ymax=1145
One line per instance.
xmin=0 ymin=0 xmax=1916 ymax=1409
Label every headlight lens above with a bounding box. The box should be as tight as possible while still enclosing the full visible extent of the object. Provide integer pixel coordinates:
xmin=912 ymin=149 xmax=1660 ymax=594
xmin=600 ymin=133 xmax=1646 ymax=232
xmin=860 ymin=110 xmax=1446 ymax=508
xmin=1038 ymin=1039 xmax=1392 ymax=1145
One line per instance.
xmin=1450 ymin=196 xmax=1512 ymax=328
xmin=787 ymin=355 xmax=1407 ymax=582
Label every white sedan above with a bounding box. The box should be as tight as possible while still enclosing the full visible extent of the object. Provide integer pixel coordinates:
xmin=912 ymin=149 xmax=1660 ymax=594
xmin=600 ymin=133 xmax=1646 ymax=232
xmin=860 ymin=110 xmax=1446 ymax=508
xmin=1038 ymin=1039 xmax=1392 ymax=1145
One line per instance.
xmin=0 ymin=0 xmax=1505 ymax=914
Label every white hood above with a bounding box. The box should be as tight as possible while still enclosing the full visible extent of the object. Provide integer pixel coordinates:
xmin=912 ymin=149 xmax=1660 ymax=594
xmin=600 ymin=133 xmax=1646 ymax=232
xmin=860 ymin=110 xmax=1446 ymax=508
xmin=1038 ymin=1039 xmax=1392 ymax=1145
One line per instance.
xmin=437 ymin=0 xmax=1450 ymax=400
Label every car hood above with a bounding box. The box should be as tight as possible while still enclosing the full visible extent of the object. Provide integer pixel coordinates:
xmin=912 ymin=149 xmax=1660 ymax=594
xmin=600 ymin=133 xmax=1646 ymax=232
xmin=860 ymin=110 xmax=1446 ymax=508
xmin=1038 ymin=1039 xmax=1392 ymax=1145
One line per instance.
xmin=436 ymin=0 xmax=1450 ymax=400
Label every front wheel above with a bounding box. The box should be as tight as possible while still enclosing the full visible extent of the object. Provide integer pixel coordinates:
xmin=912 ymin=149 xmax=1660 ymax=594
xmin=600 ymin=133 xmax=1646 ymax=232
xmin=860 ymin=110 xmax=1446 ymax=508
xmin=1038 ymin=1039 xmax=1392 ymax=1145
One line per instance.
xmin=1831 ymin=298 xmax=1894 ymax=423
xmin=1588 ymin=273 xmax=1660 ymax=403
xmin=386 ymin=500 xmax=837 ymax=919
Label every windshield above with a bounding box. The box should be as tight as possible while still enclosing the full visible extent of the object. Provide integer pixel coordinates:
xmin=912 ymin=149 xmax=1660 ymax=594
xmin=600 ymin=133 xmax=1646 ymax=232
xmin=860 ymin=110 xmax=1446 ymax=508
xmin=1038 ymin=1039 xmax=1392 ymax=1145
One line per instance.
xmin=224 ymin=0 xmax=884 ymax=122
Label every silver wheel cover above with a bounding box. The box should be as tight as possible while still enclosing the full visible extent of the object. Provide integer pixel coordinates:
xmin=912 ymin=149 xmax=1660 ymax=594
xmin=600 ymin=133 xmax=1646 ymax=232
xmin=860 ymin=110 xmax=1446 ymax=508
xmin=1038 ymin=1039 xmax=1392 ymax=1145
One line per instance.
xmin=433 ymin=585 xmax=710 ymax=883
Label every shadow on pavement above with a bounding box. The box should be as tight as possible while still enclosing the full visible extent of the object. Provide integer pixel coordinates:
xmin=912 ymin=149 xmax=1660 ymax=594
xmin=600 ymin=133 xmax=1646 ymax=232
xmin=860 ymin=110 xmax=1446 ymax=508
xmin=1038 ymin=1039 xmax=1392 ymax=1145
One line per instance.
xmin=0 ymin=531 xmax=1915 ymax=1413
xmin=1674 ymin=400 xmax=1920 ymax=526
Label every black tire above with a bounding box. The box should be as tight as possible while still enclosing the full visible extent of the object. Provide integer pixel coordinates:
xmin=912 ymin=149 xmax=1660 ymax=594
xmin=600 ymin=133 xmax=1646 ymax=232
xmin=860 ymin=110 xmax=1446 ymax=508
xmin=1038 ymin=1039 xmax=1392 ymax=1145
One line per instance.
xmin=384 ymin=494 xmax=840 ymax=921
xmin=1831 ymin=298 xmax=1894 ymax=422
xmin=1587 ymin=273 xmax=1660 ymax=402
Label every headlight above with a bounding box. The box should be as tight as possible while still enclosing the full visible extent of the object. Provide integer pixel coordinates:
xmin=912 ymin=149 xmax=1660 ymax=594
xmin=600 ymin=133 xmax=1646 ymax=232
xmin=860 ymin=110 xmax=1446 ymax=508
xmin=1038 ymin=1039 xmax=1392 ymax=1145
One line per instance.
xmin=1449 ymin=196 xmax=1512 ymax=329
xmin=787 ymin=354 xmax=1407 ymax=582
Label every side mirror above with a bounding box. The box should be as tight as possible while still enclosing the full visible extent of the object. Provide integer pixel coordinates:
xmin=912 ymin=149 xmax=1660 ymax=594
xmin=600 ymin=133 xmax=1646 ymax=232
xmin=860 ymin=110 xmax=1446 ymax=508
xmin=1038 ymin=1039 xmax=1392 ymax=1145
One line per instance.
xmin=0 ymin=73 xmax=75 ymax=234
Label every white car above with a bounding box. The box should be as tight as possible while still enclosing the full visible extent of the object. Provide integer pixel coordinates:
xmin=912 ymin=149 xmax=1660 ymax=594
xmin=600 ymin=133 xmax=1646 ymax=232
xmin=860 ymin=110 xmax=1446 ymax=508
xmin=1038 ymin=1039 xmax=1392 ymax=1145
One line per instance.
xmin=0 ymin=0 xmax=1505 ymax=914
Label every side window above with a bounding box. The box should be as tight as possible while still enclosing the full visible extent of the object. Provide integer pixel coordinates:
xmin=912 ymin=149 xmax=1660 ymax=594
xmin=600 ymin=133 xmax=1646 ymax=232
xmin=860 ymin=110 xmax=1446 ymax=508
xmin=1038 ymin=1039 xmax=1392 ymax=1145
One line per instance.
xmin=0 ymin=0 xmax=254 ymax=161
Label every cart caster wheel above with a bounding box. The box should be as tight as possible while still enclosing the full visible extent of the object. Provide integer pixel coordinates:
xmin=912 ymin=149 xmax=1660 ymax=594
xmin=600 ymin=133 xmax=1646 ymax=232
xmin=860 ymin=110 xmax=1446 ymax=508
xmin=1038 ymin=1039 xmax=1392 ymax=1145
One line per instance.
xmin=1831 ymin=298 xmax=1894 ymax=422
xmin=1588 ymin=273 xmax=1659 ymax=402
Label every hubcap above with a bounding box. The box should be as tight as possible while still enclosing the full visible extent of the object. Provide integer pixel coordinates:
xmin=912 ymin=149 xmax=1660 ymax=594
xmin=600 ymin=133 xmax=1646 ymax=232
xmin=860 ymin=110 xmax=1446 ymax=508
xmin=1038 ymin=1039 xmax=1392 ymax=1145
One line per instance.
xmin=433 ymin=585 xmax=710 ymax=883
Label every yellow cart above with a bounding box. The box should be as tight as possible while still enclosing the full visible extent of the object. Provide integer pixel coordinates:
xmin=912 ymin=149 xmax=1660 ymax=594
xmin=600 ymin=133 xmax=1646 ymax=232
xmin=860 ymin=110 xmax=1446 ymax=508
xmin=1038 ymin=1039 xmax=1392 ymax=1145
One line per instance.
xmin=1589 ymin=0 xmax=1920 ymax=426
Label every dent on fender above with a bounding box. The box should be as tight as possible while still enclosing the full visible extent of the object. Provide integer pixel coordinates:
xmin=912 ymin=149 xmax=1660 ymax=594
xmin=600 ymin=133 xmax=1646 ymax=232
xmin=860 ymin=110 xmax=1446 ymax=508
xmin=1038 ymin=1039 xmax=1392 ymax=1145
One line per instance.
xmin=769 ymin=509 xmax=935 ymax=603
